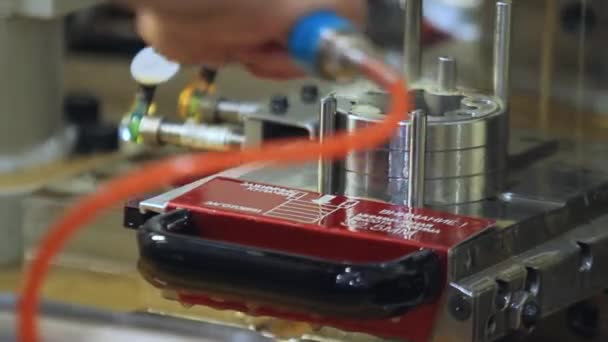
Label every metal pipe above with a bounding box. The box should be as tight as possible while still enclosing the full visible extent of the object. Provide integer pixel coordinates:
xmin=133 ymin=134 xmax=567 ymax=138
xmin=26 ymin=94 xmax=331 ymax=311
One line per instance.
xmin=437 ymin=56 xmax=457 ymax=92
xmin=493 ymin=0 xmax=513 ymax=105
xmin=139 ymin=116 xmax=244 ymax=151
xmin=318 ymin=95 xmax=338 ymax=194
xmin=216 ymin=100 xmax=260 ymax=124
xmin=407 ymin=110 xmax=427 ymax=208
xmin=403 ymin=0 xmax=423 ymax=83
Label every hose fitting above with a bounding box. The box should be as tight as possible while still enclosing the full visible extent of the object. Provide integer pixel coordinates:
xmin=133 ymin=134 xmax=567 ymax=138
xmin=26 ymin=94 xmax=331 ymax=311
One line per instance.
xmin=288 ymin=11 xmax=376 ymax=83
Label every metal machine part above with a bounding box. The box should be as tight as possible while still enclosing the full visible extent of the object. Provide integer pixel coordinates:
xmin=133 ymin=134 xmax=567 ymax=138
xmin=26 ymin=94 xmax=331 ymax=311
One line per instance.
xmin=130 ymin=176 xmax=494 ymax=342
xmin=130 ymin=131 xmax=608 ymax=342
xmin=324 ymin=85 xmax=506 ymax=206
xmin=126 ymin=86 xmax=323 ymax=150
xmin=138 ymin=116 xmax=244 ymax=151
xmin=113 ymin=1 xmax=608 ymax=341
xmin=319 ymin=0 xmax=511 ymax=207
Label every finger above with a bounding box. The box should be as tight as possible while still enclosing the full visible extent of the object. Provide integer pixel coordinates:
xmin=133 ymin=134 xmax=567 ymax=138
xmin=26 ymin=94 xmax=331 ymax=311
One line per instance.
xmin=135 ymin=9 xmax=234 ymax=65
xmin=244 ymin=64 xmax=307 ymax=80
xmin=237 ymin=43 xmax=307 ymax=79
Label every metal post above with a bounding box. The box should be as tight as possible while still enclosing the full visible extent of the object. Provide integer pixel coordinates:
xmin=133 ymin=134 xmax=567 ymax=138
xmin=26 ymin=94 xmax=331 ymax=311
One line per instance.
xmin=403 ymin=0 xmax=422 ymax=83
xmin=437 ymin=56 xmax=457 ymax=92
xmin=493 ymin=0 xmax=512 ymax=105
xmin=318 ymin=95 xmax=338 ymax=194
xmin=407 ymin=110 xmax=427 ymax=208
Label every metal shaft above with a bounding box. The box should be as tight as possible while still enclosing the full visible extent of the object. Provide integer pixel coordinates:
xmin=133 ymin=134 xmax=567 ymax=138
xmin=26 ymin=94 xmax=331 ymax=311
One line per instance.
xmin=318 ymin=95 xmax=338 ymax=194
xmin=139 ymin=116 xmax=244 ymax=150
xmin=403 ymin=0 xmax=422 ymax=83
xmin=437 ymin=56 xmax=457 ymax=92
xmin=216 ymin=100 xmax=260 ymax=124
xmin=407 ymin=110 xmax=428 ymax=208
xmin=493 ymin=0 xmax=513 ymax=105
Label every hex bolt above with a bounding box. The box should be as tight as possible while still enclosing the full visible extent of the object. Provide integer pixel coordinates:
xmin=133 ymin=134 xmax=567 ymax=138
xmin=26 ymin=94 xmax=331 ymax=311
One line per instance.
xmin=449 ymin=294 xmax=472 ymax=321
xmin=270 ymin=95 xmax=289 ymax=115
xmin=301 ymin=85 xmax=319 ymax=103
xmin=521 ymin=301 xmax=541 ymax=328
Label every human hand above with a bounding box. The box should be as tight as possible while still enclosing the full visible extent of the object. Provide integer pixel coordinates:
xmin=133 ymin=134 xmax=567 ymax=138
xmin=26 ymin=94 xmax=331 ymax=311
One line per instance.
xmin=120 ymin=0 xmax=366 ymax=79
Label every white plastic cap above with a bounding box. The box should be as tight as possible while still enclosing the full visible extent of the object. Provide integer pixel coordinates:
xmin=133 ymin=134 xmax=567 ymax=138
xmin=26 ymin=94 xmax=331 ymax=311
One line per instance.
xmin=130 ymin=47 xmax=180 ymax=86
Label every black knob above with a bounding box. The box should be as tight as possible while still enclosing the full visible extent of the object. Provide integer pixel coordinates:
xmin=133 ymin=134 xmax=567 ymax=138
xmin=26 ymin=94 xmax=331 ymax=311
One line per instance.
xmin=301 ymin=85 xmax=319 ymax=103
xmin=64 ymin=93 xmax=101 ymax=125
xmin=270 ymin=95 xmax=289 ymax=115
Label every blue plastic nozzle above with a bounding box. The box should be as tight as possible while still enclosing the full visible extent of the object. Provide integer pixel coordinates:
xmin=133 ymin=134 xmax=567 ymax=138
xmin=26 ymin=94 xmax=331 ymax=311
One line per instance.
xmin=288 ymin=11 xmax=356 ymax=75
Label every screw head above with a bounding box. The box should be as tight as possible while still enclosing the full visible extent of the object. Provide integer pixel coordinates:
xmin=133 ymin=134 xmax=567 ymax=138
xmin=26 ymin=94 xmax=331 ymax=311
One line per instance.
xmin=301 ymin=85 xmax=319 ymax=103
xmin=449 ymin=295 xmax=472 ymax=321
xmin=521 ymin=301 xmax=541 ymax=328
xmin=270 ymin=95 xmax=289 ymax=115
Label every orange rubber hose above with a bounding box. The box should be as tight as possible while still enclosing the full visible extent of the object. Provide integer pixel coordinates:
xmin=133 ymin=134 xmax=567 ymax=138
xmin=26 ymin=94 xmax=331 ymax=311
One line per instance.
xmin=17 ymin=57 xmax=410 ymax=342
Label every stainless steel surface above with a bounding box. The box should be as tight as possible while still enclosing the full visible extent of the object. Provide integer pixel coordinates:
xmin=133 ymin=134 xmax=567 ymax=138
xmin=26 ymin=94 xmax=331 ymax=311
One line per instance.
xmin=318 ymin=95 xmax=338 ymax=195
xmin=195 ymin=96 xmax=260 ymax=125
xmin=335 ymin=92 xmax=504 ymax=150
xmin=407 ymin=110 xmax=428 ymax=208
xmin=402 ymin=0 xmax=422 ymax=82
xmin=446 ymin=210 xmax=608 ymax=342
xmin=138 ymin=115 xmax=164 ymax=147
xmin=138 ymin=116 xmax=244 ymax=151
xmin=332 ymin=91 xmax=507 ymax=205
xmin=215 ymin=99 xmax=260 ymax=124
xmin=158 ymin=122 xmax=244 ymax=150
xmin=342 ymin=170 xmax=504 ymax=207
xmin=493 ymin=1 xmax=513 ymax=105
xmin=343 ymin=146 xmax=506 ymax=179
xmin=437 ymin=56 xmax=458 ymax=93
xmin=241 ymin=91 xmax=321 ymax=146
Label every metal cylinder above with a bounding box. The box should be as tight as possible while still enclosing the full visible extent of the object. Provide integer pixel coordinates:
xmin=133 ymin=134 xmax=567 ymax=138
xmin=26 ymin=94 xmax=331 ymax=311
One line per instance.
xmin=139 ymin=116 xmax=244 ymax=151
xmin=330 ymin=91 xmax=507 ymax=206
xmin=403 ymin=0 xmax=422 ymax=82
xmin=437 ymin=56 xmax=458 ymax=93
xmin=407 ymin=110 xmax=428 ymax=208
xmin=318 ymin=95 xmax=338 ymax=194
xmin=0 ymin=17 xmax=68 ymax=167
xmin=493 ymin=0 xmax=513 ymax=105
xmin=0 ymin=17 xmax=68 ymax=265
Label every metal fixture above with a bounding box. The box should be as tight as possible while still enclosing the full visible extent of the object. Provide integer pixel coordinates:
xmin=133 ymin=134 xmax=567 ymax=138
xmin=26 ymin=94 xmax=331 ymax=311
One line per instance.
xmin=318 ymin=95 xmax=338 ymax=195
xmin=407 ymin=110 xmax=428 ymax=208
xmin=316 ymin=0 xmax=511 ymax=207
xmin=138 ymin=116 xmax=244 ymax=151
xmin=403 ymin=0 xmax=422 ymax=83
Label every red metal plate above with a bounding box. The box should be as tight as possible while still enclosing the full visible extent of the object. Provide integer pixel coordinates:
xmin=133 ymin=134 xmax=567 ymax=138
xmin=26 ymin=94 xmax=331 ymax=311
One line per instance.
xmin=166 ymin=177 xmax=496 ymax=342
xmin=170 ymin=177 xmax=494 ymax=254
